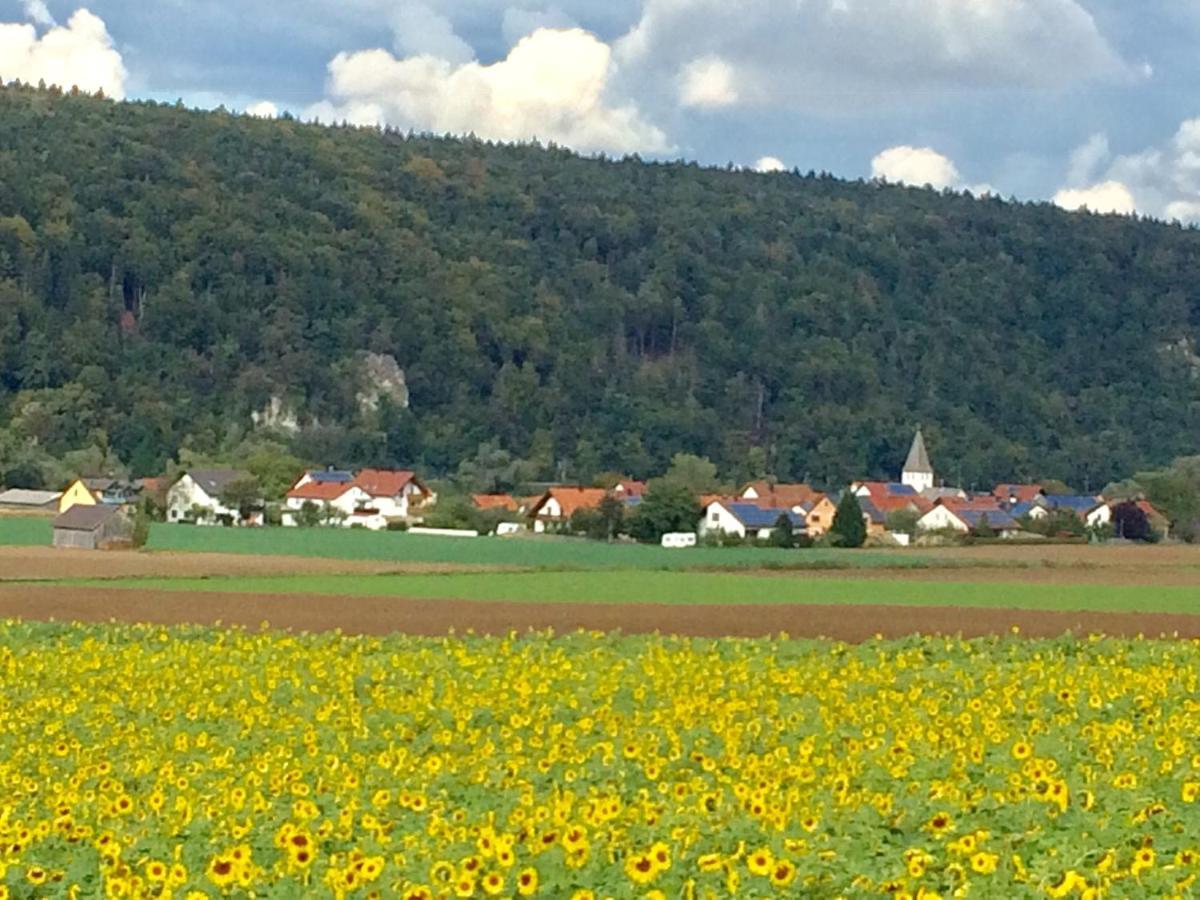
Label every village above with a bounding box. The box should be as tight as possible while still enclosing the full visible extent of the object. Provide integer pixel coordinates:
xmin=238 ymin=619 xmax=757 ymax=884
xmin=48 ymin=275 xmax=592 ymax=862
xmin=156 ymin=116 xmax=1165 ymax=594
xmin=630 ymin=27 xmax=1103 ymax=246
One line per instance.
xmin=0 ymin=430 xmax=1169 ymax=550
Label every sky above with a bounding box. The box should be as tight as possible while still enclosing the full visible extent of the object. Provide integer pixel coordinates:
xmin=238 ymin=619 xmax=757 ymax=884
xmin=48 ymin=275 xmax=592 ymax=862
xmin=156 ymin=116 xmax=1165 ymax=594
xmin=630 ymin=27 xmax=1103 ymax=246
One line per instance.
xmin=4 ymin=0 xmax=1200 ymax=221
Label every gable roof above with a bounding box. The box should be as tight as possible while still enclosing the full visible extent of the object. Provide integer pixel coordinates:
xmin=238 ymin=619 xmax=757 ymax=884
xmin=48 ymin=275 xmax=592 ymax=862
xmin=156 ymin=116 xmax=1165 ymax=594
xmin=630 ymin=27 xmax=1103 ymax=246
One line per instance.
xmin=904 ymin=429 xmax=933 ymax=475
xmin=856 ymin=481 xmax=918 ymax=498
xmin=741 ymin=482 xmax=824 ymax=509
xmin=1135 ymin=500 xmax=1167 ymax=522
xmin=724 ymin=502 xmax=806 ymax=529
xmin=0 ymin=488 xmax=62 ymax=507
xmin=288 ymin=481 xmax=357 ymax=502
xmin=994 ymin=483 xmax=1044 ymax=503
xmin=1044 ymin=494 xmax=1104 ymax=514
xmin=956 ymin=508 xmax=1020 ymax=531
xmin=54 ymin=505 xmax=123 ymax=532
xmin=81 ymin=477 xmax=117 ymax=492
xmin=472 ymin=493 xmax=519 ymax=511
xmin=309 ymin=469 xmax=355 ymax=484
xmin=531 ymin=487 xmax=608 ymax=519
xmin=353 ymin=469 xmax=420 ymax=498
xmin=186 ymin=469 xmax=252 ymax=497
xmin=613 ymin=480 xmax=648 ymax=497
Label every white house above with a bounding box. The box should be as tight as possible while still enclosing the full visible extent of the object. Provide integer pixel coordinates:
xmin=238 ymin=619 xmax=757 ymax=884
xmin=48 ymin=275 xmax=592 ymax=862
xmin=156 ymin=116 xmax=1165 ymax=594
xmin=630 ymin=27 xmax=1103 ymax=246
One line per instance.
xmin=700 ymin=500 xmax=806 ymax=541
xmin=282 ymin=480 xmax=373 ymax=528
xmin=167 ymin=469 xmax=262 ymax=526
xmin=916 ymin=502 xmax=1021 ymax=538
xmin=351 ymin=469 xmax=434 ymax=523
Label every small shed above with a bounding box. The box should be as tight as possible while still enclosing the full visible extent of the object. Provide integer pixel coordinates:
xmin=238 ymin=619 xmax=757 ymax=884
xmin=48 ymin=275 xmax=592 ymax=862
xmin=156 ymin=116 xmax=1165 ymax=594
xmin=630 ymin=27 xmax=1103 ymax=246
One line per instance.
xmin=52 ymin=506 xmax=133 ymax=550
xmin=0 ymin=489 xmax=62 ymax=511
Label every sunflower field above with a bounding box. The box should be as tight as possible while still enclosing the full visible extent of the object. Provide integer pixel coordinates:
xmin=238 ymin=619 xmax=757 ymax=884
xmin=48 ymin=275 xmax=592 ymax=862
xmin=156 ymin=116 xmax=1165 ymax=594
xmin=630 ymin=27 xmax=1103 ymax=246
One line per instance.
xmin=0 ymin=622 xmax=1199 ymax=899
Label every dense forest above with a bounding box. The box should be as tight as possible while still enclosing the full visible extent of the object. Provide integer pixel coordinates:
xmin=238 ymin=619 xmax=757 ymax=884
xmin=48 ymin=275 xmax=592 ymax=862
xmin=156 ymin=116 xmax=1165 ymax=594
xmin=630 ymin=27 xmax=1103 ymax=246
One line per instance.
xmin=1 ymin=83 xmax=1198 ymax=491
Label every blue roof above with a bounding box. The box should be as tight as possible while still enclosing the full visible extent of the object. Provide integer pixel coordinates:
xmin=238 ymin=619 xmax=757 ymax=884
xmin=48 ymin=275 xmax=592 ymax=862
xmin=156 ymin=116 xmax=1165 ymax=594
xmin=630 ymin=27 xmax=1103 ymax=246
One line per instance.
xmin=1010 ymin=501 xmax=1040 ymax=518
xmin=859 ymin=499 xmax=886 ymax=524
xmin=958 ymin=509 xmax=1019 ymax=530
xmin=887 ymin=483 xmax=917 ymax=495
xmin=727 ymin=503 xmax=805 ymax=529
xmin=1044 ymin=495 xmax=1100 ymax=513
xmin=309 ymin=470 xmax=355 ymax=484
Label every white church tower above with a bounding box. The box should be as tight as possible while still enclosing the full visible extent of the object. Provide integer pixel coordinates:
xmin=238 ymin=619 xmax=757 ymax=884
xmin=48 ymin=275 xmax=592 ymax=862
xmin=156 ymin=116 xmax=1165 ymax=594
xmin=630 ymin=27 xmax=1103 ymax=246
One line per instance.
xmin=902 ymin=428 xmax=934 ymax=493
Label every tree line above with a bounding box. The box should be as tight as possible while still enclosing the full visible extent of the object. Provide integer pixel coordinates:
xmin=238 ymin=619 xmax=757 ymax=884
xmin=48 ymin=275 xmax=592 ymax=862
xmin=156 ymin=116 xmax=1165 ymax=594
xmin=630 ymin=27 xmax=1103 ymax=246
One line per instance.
xmin=1 ymin=82 xmax=1199 ymax=503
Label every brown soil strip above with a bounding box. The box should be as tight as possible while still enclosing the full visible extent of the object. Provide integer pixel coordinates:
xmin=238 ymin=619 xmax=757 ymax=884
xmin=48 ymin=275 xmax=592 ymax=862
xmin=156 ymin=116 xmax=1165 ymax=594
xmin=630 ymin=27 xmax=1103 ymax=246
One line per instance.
xmin=2 ymin=584 xmax=1199 ymax=640
xmin=748 ymin=565 xmax=1200 ymax=587
xmin=0 ymin=547 xmax=500 ymax=581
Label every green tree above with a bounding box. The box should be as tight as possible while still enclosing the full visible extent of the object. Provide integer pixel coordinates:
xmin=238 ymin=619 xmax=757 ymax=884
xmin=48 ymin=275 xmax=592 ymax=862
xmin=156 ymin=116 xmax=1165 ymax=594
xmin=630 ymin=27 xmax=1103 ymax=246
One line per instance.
xmin=830 ymin=491 xmax=867 ymax=548
xmin=884 ymin=507 xmax=921 ymax=536
xmin=219 ymin=476 xmax=262 ymax=524
xmin=659 ymin=454 xmax=720 ymax=495
xmin=629 ymin=483 xmax=701 ymax=544
xmin=770 ymin=513 xmax=797 ymax=548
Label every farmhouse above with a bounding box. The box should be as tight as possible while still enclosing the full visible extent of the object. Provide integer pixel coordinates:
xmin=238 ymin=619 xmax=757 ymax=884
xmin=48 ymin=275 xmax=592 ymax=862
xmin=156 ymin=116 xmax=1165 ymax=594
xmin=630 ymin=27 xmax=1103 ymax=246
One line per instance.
xmin=166 ymin=469 xmax=262 ymax=526
xmin=0 ymin=488 xmax=62 ymax=512
xmin=700 ymin=500 xmax=806 ymax=541
xmin=740 ymin=482 xmax=837 ymax=536
xmin=352 ymin=469 xmax=434 ymax=522
xmin=282 ymin=480 xmax=373 ymax=528
xmin=528 ymin=487 xmax=608 ymax=533
xmin=917 ymin=499 xmax=1021 ymax=537
xmin=52 ymin=505 xmax=133 ymax=550
xmin=1043 ymin=495 xmax=1111 ymax=528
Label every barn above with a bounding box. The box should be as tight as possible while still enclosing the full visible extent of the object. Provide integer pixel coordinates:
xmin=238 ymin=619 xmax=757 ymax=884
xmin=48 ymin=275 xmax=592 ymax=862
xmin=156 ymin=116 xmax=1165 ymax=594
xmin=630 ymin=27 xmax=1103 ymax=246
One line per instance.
xmin=52 ymin=506 xmax=134 ymax=550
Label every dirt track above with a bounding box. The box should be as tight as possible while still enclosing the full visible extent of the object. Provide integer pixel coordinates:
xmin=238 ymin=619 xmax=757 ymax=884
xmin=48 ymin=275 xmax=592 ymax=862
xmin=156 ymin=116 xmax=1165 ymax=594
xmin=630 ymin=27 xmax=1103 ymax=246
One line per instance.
xmin=2 ymin=584 xmax=1199 ymax=640
xmin=0 ymin=547 xmax=497 ymax=581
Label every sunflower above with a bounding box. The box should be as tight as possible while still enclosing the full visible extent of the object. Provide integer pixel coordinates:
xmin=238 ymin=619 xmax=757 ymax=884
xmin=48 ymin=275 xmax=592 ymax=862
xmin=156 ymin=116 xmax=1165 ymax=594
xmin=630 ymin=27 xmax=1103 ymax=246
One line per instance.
xmin=626 ymin=853 xmax=657 ymax=885
xmin=747 ymin=848 xmax=774 ymax=877
xmin=516 ymin=867 xmax=538 ymax=895
xmin=770 ymin=859 xmax=797 ymax=888
xmin=970 ymin=852 xmax=998 ymax=875
xmin=1131 ymin=847 xmax=1155 ymax=876
xmin=481 ymin=872 xmax=505 ymax=896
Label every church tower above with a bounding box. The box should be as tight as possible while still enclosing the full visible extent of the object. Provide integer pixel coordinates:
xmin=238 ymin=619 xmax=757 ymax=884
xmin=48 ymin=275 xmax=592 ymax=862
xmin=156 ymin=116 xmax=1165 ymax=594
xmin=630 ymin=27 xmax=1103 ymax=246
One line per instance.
xmin=902 ymin=428 xmax=934 ymax=493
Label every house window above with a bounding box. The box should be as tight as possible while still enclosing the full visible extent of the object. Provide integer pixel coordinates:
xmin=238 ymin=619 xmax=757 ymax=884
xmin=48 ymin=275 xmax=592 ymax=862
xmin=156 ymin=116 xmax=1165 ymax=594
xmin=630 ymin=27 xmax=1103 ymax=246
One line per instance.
xmin=710 ymin=512 xmax=719 ymax=523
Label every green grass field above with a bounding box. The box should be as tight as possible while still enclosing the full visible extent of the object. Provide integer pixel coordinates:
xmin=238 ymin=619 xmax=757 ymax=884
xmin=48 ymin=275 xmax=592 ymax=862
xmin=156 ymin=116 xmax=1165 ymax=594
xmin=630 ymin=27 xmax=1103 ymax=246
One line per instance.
xmin=0 ymin=517 xmax=51 ymax=546
xmin=142 ymin=523 xmax=942 ymax=571
xmin=73 ymin=570 xmax=1198 ymax=614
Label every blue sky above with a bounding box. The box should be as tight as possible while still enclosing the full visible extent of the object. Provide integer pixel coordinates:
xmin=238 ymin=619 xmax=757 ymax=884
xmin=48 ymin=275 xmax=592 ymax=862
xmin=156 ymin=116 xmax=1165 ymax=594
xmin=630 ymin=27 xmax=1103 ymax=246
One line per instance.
xmin=5 ymin=0 xmax=1200 ymax=220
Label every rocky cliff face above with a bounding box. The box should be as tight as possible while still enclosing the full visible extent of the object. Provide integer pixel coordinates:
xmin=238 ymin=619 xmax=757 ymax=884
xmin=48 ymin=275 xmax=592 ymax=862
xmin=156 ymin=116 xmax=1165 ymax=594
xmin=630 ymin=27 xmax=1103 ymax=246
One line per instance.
xmin=357 ymin=353 xmax=410 ymax=414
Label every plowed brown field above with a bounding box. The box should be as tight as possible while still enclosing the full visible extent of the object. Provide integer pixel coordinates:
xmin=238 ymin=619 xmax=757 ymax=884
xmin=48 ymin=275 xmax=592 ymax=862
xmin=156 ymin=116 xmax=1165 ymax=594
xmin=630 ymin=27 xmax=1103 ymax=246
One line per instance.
xmin=1 ymin=583 xmax=1198 ymax=641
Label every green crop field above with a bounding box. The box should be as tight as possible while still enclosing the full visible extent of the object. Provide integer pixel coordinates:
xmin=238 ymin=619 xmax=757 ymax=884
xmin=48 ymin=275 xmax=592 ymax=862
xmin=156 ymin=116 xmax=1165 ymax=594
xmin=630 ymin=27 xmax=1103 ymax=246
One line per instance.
xmin=0 ymin=516 xmax=51 ymax=546
xmin=143 ymin=523 xmax=944 ymax=571
xmin=72 ymin=570 xmax=1198 ymax=614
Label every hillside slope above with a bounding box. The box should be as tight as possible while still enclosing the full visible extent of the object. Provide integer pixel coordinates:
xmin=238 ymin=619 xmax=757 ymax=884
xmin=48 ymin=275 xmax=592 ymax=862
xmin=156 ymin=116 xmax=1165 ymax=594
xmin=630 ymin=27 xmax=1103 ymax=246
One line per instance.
xmin=0 ymin=84 xmax=1197 ymax=488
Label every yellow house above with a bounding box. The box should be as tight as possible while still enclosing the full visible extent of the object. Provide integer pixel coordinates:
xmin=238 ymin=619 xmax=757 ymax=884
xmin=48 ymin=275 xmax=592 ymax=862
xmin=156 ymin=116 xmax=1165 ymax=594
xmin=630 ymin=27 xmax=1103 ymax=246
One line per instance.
xmin=58 ymin=479 xmax=104 ymax=514
xmin=804 ymin=496 xmax=839 ymax=537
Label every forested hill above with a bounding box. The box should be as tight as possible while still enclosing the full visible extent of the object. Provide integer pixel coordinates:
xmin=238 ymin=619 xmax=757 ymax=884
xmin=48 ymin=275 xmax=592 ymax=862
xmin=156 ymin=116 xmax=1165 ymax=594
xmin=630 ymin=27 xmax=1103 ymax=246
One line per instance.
xmin=1 ymin=84 xmax=1198 ymax=490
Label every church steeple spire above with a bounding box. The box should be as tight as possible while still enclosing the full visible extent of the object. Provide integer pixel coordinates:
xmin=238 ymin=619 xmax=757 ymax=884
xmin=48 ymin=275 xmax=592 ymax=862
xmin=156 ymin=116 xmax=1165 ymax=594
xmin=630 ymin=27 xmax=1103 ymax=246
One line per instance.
xmin=902 ymin=428 xmax=934 ymax=492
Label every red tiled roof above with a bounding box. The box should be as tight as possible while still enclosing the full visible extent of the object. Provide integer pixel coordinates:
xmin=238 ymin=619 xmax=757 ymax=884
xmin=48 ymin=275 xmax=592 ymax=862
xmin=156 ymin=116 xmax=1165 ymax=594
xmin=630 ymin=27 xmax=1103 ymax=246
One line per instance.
xmin=472 ymin=493 xmax=519 ymax=511
xmin=614 ymin=480 xmax=648 ymax=497
xmin=994 ymin=483 xmax=1044 ymax=503
xmin=743 ymin=482 xmax=824 ymax=509
xmin=288 ymin=481 xmax=355 ymax=502
xmin=531 ymin=487 xmax=608 ymax=519
xmin=1135 ymin=500 xmax=1166 ymax=521
xmin=354 ymin=469 xmax=419 ymax=498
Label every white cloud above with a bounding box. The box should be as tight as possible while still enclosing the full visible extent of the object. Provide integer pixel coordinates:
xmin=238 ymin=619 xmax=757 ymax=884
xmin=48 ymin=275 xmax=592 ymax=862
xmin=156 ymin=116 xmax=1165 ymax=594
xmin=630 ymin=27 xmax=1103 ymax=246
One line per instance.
xmin=678 ymin=56 xmax=738 ymax=108
xmin=617 ymin=0 xmax=1139 ymax=113
xmin=1051 ymin=118 xmax=1200 ymax=222
xmin=871 ymin=145 xmax=961 ymax=189
xmin=245 ymin=100 xmax=278 ymax=118
xmin=391 ymin=3 xmax=473 ymax=66
xmin=309 ymin=27 xmax=669 ymax=155
xmin=1065 ymin=132 xmax=1110 ymax=187
xmin=1052 ymin=181 xmax=1136 ymax=215
xmin=22 ymin=0 xmax=55 ymax=27
xmin=0 ymin=9 xmax=126 ymax=98
xmin=754 ymin=156 xmax=786 ymax=173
